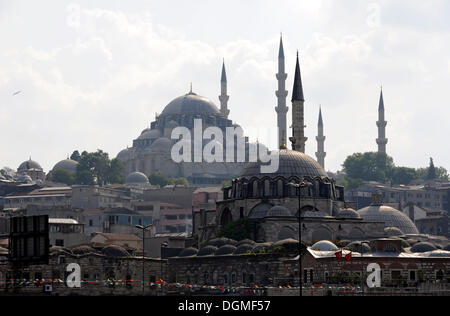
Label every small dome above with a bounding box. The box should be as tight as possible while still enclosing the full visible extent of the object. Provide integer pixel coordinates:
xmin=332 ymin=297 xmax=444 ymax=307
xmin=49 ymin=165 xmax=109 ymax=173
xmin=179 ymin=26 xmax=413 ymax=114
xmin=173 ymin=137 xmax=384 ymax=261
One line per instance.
xmin=166 ymin=120 xmax=179 ymax=129
xmin=117 ymin=148 xmax=130 ymax=161
xmin=150 ymin=138 xmax=173 ymax=153
xmin=234 ymin=244 xmax=254 ymax=255
xmin=336 ymin=208 xmax=361 ymax=220
xmin=358 ymin=205 xmax=419 ymax=235
xmin=252 ymin=242 xmax=273 ymax=253
xmin=311 ymin=240 xmax=339 ymax=252
xmin=102 ymin=245 xmax=130 ymax=258
xmin=236 ymin=239 xmax=256 ymax=247
xmin=197 ymin=246 xmax=218 ymax=256
xmin=50 ymin=246 xmax=72 ymax=255
xmin=18 ymin=159 xmax=42 ymax=172
xmin=346 ymin=242 xmax=371 ymax=254
xmin=272 ymin=239 xmax=299 ymax=253
xmin=125 ymin=172 xmax=149 ymax=185
xmin=265 ymin=206 xmax=292 ymax=218
xmin=425 ymin=250 xmax=450 ymax=257
xmin=411 ymin=242 xmax=437 ymax=253
xmin=17 ymin=174 xmax=33 ymax=183
xmin=72 ymin=245 xmax=95 ymax=255
xmin=178 ymin=247 xmax=199 ymax=257
xmin=53 ymin=159 xmax=79 ymax=174
xmin=216 ymin=245 xmax=237 ymax=256
xmin=206 ymin=238 xmax=238 ymax=248
xmin=384 ymin=227 xmax=404 ymax=237
xmin=139 ymin=129 xmax=161 ymax=140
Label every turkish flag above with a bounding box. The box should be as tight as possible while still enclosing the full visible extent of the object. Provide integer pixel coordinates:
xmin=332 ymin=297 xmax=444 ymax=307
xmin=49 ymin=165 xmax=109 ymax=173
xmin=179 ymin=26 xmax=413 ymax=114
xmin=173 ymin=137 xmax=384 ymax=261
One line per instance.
xmin=345 ymin=252 xmax=352 ymax=262
xmin=335 ymin=250 xmax=342 ymax=260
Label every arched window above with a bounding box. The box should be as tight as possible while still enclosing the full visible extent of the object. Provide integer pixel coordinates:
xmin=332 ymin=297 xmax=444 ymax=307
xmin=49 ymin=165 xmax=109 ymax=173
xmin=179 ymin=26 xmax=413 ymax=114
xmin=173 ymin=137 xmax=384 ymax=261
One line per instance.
xmin=264 ymin=180 xmax=270 ymax=197
xmin=277 ymin=180 xmax=284 ymax=197
xmin=220 ymin=208 xmax=233 ymax=226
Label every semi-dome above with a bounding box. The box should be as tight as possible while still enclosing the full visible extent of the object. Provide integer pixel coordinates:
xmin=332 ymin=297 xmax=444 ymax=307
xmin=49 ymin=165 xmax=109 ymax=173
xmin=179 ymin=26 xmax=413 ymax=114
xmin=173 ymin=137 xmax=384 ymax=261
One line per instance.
xmin=139 ymin=129 xmax=161 ymax=140
xmin=52 ymin=159 xmax=79 ymax=174
xmin=234 ymin=244 xmax=254 ymax=255
xmin=125 ymin=172 xmax=149 ymax=184
xmin=215 ymin=245 xmax=237 ymax=256
xmin=197 ymin=246 xmax=218 ymax=256
xmin=384 ymin=227 xmax=404 ymax=237
xmin=161 ymin=92 xmax=220 ymax=117
xmin=18 ymin=159 xmax=42 ymax=172
xmin=240 ymin=149 xmax=328 ymax=179
xmin=411 ymin=242 xmax=437 ymax=253
xmin=102 ymin=245 xmax=130 ymax=258
xmin=265 ymin=205 xmax=292 ymax=218
xmin=311 ymin=240 xmax=339 ymax=252
xmin=358 ymin=205 xmax=419 ymax=235
xmin=336 ymin=208 xmax=361 ymax=220
xmin=117 ymin=148 xmax=130 ymax=161
xmin=150 ymin=138 xmax=173 ymax=153
xmin=178 ymin=247 xmax=199 ymax=257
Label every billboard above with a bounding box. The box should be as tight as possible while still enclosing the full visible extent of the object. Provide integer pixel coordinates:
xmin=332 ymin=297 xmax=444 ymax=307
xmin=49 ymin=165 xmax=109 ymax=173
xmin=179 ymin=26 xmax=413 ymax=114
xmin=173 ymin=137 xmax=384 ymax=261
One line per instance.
xmin=9 ymin=215 xmax=49 ymax=264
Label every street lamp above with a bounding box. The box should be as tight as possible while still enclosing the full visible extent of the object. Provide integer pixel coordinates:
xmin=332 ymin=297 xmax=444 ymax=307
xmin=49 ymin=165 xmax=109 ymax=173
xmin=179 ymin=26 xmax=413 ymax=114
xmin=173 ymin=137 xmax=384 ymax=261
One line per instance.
xmin=135 ymin=224 xmax=152 ymax=296
xmin=288 ymin=181 xmax=313 ymax=297
xmin=160 ymin=242 xmax=168 ymax=295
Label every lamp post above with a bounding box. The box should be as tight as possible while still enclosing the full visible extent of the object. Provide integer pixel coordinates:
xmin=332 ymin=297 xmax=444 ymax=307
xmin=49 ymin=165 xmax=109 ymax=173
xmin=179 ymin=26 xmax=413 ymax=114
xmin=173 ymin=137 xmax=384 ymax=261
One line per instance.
xmin=288 ymin=181 xmax=313 ymax=297
xmin=160 ymin=242 xmax=168 ymax=296
xmin=136 ymin=224 xmax=152 ymax=296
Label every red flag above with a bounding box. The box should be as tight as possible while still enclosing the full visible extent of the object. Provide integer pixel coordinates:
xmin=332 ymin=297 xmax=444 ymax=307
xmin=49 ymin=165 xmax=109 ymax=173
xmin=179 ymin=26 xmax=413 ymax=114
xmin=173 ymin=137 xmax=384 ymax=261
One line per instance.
xmin=345 ymin=252 xmax=352 ymax=262
xmin=335 ymin=250 xmax=342 ymax=260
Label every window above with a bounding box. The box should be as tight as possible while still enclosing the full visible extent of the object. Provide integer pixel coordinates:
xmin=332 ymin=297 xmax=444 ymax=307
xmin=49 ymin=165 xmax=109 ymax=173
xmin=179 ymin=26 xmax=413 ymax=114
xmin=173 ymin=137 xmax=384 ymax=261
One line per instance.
xmin=55 ymin=239 xmax=64 ymax=247
xmin=409 ymin=270 xmax=416 ymax=281
xmin=58 ymin=256 xmax=66 ymax=264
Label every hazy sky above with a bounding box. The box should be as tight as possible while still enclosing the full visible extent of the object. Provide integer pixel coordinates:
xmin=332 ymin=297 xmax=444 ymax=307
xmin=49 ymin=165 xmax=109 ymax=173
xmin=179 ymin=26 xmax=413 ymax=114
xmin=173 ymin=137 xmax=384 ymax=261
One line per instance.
xmin=1 ymin=0 xmax=450 ymax=173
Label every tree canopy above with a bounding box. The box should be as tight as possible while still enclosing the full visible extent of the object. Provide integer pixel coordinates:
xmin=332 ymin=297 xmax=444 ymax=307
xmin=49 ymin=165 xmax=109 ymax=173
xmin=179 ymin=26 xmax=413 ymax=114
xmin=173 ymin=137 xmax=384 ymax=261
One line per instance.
xmin=73 ymin=150 xmax=125 ymax=185
xmin=148 ymin=172 xmax=189 ymax=187
xmin=340 ymin=152 xmax=448 ymax=188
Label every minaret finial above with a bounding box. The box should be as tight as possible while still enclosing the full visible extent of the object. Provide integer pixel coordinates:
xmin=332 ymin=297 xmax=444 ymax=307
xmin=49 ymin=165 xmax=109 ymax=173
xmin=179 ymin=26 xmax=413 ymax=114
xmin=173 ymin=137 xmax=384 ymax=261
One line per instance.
xmin=219 ymin=60 xmax=230 ymax=118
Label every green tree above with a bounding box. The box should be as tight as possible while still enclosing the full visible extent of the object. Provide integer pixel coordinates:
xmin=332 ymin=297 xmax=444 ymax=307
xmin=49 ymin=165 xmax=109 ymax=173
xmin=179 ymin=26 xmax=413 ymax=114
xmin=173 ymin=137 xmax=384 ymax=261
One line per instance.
xmin=70 ymin=150 xmax=81 ymax=162
xmin=427 ymin=158 xmax=436 ymax=180
xmin=169 ymin=177 xmax=190 ymax=187
xmin=218 ymin=219 xmax=255 ymax=241
xmin=342 ymin=152 xmax=394 ymax=183
xmin=148 ymin=172 xmax=170 ymax=187
xmin=107 ymin=158 xmax=125 ymax=184
xmin=390 ymin=167 xmax=417 ymax=185
xmin=75 ymin=150 xmax=124 ymax=185
xmin=51 ymin=169 xmax=75 ymax=185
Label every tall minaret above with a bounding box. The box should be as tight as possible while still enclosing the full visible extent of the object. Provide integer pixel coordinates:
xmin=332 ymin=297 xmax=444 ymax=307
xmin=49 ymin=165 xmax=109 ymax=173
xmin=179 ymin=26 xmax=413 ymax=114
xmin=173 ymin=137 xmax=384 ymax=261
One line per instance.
xmin=219 ymin=60 xmax=230 ymax=118
xmin=376 ymin=87 xmax=388 ymax=153
xmin=289 ymin=51 xmax=307 ymax=153
xmin=275 ymin=35 xmax=289 ymax=149
xmin=316 ymin=107 xmax=326 ymax=169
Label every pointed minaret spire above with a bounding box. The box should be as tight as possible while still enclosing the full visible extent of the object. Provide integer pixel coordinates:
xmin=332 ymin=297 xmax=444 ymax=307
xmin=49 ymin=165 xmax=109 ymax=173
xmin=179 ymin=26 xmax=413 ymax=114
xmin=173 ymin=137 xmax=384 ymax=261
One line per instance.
xmin=275 ymin=34 xmax=289 ymax=149
xmin=219 ymin=59 xmax=230 ymax=118
xmin=376 ymin=87 xmax=388 ymax=153
xmin=316 ymin=107 xmax=326 ymax=169
xmin=289 ymin=51 xmax=307 ymax=153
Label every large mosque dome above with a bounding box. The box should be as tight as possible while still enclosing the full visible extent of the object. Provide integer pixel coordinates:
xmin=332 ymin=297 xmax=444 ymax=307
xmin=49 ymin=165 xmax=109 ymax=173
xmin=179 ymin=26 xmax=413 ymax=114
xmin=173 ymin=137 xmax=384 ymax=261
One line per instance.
xmin=18 ymin=159 xmax=43 ymax=172
xmin=240 ymin=149 xmax=328 ymax=179
xmin=52 ymin=159 xmax=79 ymax=174
xmin=358 ymin=204 xmax=419 ymax=235
xmin=160 ymin=92 xmax=220 ymax=117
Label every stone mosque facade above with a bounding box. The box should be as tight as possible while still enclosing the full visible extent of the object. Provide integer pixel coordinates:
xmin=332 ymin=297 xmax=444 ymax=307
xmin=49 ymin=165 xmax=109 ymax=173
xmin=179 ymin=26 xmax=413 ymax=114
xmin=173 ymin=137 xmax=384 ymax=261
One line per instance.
xmin=199 ymin=36 xmax=417 ymax=244
xmin=115 ymin=64 xmax=258 ymax=186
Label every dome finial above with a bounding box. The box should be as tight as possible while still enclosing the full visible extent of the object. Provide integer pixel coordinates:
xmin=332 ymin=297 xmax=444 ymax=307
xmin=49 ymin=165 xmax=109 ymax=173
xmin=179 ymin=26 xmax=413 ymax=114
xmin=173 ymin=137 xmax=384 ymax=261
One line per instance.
xmin=280 ymin=135 xmax=287 ymax=150
xmin=190 ymin=82 xmax=193 ymax=94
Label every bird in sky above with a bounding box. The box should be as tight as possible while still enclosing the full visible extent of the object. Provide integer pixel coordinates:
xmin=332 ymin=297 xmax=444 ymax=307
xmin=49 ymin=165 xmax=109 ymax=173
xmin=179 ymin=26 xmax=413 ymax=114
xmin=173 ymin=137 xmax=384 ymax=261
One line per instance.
xmin=12 ymin=91 xmax=22 ymax=96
